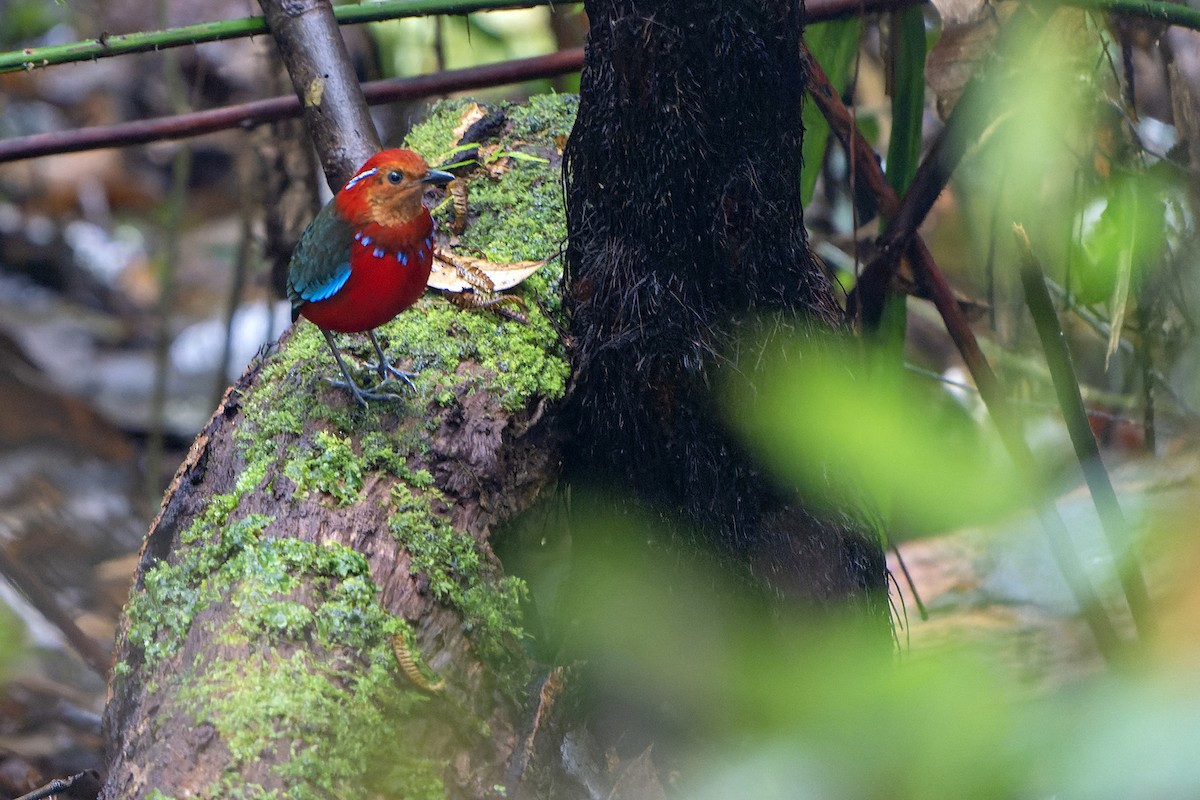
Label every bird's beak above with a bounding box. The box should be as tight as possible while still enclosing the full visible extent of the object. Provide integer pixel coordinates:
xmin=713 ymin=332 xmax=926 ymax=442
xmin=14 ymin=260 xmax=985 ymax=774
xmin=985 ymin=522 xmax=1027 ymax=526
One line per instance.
xmin=421 ymin=169 xmax=455 ymax=186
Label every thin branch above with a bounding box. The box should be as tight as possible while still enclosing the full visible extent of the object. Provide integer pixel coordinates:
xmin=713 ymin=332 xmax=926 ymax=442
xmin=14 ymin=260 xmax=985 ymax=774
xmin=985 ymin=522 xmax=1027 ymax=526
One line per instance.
xmin=1015 ymin=225 xmax=1153 ymax=637
xmin=0 ymin=49 xmax=584 ymax=164
xmin=848 ymin=3 xmax=1042 ymax=327
xmin=0 ymin=542 xmax=111 ymax=677
xmin=803 ymin=43 xmax=1127 ymax=659
xmin=12 ymin=770 xmax=101 ymax=800
xmin=145 ymin=2 xmax=193 ymax=519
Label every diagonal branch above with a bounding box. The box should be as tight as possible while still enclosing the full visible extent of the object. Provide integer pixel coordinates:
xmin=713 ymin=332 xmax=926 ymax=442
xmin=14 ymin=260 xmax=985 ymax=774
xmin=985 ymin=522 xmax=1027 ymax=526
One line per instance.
xmin=1015 ymin=225 xmax=1153 ymax=637
xmin=846 ymin=2 xmax=1042 ymax=327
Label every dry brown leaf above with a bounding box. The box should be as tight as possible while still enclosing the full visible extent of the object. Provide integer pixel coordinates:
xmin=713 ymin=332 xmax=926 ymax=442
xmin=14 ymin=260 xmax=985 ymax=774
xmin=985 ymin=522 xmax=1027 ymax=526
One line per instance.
xmin=428 ymin=249 xmax=546 ymax=293
xmin=451 ymin=102 xmax=486 ymax=142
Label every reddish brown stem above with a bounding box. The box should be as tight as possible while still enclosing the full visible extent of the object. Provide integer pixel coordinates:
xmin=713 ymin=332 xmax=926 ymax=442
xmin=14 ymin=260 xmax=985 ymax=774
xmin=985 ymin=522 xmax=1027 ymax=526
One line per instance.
xmin=0 ymin=49 xmax=584 ymax=164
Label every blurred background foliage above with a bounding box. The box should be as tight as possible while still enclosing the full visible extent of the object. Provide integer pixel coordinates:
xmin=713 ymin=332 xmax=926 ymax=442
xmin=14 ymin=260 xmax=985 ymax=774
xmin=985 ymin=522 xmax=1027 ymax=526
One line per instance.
xmin=1 ymin=0 xmax=1200 ymax=796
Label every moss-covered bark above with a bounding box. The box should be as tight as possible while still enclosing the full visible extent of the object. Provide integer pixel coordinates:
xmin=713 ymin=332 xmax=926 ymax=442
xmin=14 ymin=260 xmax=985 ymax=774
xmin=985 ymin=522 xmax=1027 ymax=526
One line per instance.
xmin=102 ymin=98 xmax=572 ymax=800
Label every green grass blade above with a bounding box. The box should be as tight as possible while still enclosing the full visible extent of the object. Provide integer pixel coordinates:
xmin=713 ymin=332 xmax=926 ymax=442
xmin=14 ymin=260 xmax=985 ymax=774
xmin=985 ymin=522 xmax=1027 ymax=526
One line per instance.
xmin=801 ymin=19 xmax=862 ymax=206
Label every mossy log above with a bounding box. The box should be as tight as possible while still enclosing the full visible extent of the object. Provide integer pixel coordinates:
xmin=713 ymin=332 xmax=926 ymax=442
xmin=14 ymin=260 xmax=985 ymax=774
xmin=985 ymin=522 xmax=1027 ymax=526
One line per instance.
xmin=100 ymin=99 xmax=574 ymax=800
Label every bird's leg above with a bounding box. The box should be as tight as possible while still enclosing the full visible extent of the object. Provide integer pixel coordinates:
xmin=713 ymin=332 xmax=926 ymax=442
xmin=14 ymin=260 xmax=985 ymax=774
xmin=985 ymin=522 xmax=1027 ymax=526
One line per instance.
xmin=321 ymin=329 xmax=402 ymax=408
xmin=366 ymin=329 xmax=418 ymax=391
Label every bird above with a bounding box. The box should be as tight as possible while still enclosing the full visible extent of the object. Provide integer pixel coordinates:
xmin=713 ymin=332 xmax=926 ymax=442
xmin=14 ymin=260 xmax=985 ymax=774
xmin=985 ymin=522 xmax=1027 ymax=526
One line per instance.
xmin=287 ymin=149 xmax=454 ymax=407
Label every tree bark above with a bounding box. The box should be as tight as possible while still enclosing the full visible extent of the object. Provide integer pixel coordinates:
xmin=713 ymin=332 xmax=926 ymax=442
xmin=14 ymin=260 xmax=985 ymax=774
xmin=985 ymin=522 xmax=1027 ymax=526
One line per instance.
xmin=562 ymin=0 xmax=886 ymax=605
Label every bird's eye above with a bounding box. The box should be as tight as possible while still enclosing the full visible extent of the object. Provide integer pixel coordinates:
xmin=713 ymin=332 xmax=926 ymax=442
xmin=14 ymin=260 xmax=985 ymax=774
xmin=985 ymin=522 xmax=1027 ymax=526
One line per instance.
xmin=387 ymin=170 xmax=403 ymax=185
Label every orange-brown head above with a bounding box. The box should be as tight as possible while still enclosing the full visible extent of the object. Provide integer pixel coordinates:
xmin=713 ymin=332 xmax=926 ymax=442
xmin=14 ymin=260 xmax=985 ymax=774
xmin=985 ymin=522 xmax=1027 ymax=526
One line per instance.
xmin=333 ymin=149 xmax=454 ymax=228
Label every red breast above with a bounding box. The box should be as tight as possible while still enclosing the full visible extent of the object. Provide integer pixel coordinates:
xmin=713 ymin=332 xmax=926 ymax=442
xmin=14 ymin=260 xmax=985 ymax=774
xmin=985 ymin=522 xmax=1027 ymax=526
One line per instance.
xmin=300 ymin=211 xmax=435 ymax=333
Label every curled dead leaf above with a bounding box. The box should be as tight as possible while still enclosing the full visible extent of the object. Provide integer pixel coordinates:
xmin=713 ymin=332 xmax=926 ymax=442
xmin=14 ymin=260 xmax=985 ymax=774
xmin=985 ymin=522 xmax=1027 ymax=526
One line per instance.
xmin=429 ymin=249 xmax=546 ymax=293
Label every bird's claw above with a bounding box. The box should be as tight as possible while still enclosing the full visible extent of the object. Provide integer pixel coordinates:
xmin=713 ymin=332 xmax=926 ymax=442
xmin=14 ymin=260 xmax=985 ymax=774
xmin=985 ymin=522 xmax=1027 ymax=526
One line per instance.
xmin=327 ymin=378 xmax=406 ymax=408
xmin=365 ymin=361 xmax=418 ymax=391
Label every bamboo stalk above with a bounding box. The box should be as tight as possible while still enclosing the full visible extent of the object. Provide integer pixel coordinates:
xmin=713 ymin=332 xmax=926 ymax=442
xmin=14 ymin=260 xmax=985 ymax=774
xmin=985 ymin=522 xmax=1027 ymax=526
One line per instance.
xmin=0 ymin=0 xmax=561 ymax=73
xmin=4 ymin=0 xmax=1196 ymax=75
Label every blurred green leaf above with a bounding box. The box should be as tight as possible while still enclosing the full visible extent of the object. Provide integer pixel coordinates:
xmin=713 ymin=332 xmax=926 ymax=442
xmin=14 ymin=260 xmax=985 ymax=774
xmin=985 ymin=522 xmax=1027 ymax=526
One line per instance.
xmin=1069 ymin=172 xmax=1167 ymax=308
xmin=1030 ymin=671 xmax=1200 ymax=799
xmin=0 ymin=0 xmax=66 ymax=48
xmin=558 ymin=507 xmax=1024 ymax=800
xmin=971 ymin=11 xmax=1104 ymax=272
xmin=726 ymin=332 xmax=1029 ymax=535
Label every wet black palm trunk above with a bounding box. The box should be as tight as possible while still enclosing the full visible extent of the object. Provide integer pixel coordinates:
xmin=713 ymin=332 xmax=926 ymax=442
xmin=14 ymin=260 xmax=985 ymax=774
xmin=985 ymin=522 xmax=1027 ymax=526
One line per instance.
xmin=563 ymin=0 xmax=884 ymax=606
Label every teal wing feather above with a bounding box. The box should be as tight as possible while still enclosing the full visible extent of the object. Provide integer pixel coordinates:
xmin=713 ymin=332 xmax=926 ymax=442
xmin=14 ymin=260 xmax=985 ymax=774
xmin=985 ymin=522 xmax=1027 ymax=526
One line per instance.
xmin=286 ymin=202 xmax=355 ymax=317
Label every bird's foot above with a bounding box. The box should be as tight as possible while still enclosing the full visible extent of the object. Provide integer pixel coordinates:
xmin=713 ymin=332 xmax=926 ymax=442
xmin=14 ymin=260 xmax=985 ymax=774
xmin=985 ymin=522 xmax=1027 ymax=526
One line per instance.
xmin=327 ymin=378 xmax=406 ymax=409
xmin=364 ymin=360 xmax=418 ymax=392
xmin=365 ymin=331 xmax=419 ymax=391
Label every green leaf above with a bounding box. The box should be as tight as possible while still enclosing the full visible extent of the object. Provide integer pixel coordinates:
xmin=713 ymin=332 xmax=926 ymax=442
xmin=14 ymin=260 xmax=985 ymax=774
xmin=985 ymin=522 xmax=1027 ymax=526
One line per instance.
xmin=885 ymin=6 xmax=928 ymax=198
xmin=801 ymin=19 xmax=863 ymax=206
xmin=727 ymin=333 xmax=1030 ymax=536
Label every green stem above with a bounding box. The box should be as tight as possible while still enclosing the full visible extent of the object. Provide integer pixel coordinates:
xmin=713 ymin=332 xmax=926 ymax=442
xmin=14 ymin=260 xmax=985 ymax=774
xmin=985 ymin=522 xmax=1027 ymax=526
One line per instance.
xmin=11 ymin=0 xmax=1199 ymax=76
xmin=1015 ymin=224 xmax=1153 ymax=640
xmin=0 ymin=0 xmax=561 ymax=74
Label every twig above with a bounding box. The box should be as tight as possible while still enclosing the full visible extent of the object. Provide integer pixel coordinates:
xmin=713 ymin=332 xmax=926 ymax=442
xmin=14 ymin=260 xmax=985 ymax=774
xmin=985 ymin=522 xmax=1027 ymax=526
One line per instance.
xmin=0 ymin=49 xmax=584 ymax=164
xmin=214 ymin=148 xmax=260 ymax=410
xmin=0 ymin=543 xmax=111 ymax=677
xmin=146 ymin=0 xmax=192 ymax=517
xmin=1015 ymin=224 xmax=1153 ymax=637
xmin=258 ymin=0 xmax=380 ymax=186
xmin=12 ymin=770 xmax=101 ymax=800
xmin=889 ymin=538 xmax=928 ymax=621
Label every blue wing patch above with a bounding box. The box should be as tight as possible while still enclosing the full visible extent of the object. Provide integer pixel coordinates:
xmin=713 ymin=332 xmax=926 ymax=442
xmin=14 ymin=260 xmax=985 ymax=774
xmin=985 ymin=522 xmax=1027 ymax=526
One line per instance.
xmin=294 ymin=262 xmax=351 ymax=303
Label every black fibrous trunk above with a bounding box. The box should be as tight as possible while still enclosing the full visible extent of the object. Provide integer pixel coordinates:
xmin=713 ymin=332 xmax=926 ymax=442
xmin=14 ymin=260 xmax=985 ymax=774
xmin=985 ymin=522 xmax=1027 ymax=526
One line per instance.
xmin=563 ymin=0 xmax=885 ymax=607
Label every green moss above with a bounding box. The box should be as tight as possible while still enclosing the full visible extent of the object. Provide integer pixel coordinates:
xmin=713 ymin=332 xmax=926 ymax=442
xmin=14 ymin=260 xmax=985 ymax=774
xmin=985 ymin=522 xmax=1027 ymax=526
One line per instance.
xmin=126 ymin=510 xmax=390 ymax=672
xmin=507 ymin=92 xmax=579 ymax=142
xmin=181 ymin=635 xmax=442 ymax=800
xmin=403 ymin=99 xmax=481 ymax=167
xmin=388 ymin=482 xmax=529 ymax=694
xmin=125 ymin=509 xmax=274 ymax=672
xmin=135 ymin=505 xmax=442 ymax=797
xmin=453 ymin=162 xmax=565 ymax=264
xmin=284 ymin=429 xmax=365 ymax=506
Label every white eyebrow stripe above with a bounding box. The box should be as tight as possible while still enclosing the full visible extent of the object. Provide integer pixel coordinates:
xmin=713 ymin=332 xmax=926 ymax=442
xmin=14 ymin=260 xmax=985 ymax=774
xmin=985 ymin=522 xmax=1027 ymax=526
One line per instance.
xmin=344 ymin=167 xmax=378 ymax=191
